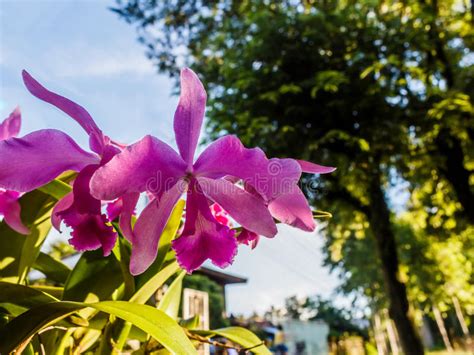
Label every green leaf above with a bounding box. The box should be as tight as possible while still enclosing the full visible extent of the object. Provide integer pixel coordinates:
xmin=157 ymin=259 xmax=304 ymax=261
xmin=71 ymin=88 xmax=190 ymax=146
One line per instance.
xmin=312 ymin=210 xmax=333 ymax=219
xmin=33 ymin=252 xmax=71 ymax=284
xmin=136 ymin=200 xmax=184 ymax=288
xmin=0 ymin=281 xmax=58 ymax=316
xmin=180 ymin=315 xmax=200 ymax=329
xmin=0 ymin=302 xmax=80 ymax=354
xmin=38 ymin=178 xmax=72 ymax=200
xmin=158 ymin=270 xmax=185 ymax=319
xmin=130 ymin=261 xmax=180 ymax=304
xmin=0 ymin=175 xmax=75 ymax=284
xmin=75 ymin=329 xmax=101 ymax=354
xmin=194 ymin=327 xmax=271 ymax=354
xmin=23 ymin=343 xmax=35 ymax=355
xmin=63 ymin=250 xmax=123 ymax=303
xmin=0 ymin=301 xmax=197 ymax=354
xmin=360 ymin=65 xmax=375 ymax=79
xmin=0 ymin=190 xmax=56 ymax=283
xmin=111 ymin=233 xmax=135 ymax=298
xmin=30 ymin=285 xmax=64 ymax=299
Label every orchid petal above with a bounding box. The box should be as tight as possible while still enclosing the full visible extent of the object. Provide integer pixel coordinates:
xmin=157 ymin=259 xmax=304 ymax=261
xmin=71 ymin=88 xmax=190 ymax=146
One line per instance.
xmin=118 ymin=192 xmax=140 ymax=243
xmin=90 ymin=135 xmax=186 ymax=201
xmin=297 ymin=160 xmax=336 ymax=174
xmin=194 ymin=135 xmax=301 ymax=201
xmin=22 ymin=70 xmax=106 ymax=153
xmin=54 ymin=165 xmax=116 ymax=255
xmin=0 ymin=190 xmax=29 ymax=234
xmin=237 ymin=229 xmax=260 ymax=249
xmin=174 ymin=68 xmax=207 ymax=166
xmin=210 ymin=203 xmax=232 ymax=227
xmin=197 ymin=177 xmax=277 ymax=237
xmin=0 ymin=129 xmax=99 ymax=192
xmin=130 ymin=179 xmax=187 ymax=275
xmin=72 ymin=165 xmax=101 ymax=215
xmin=0 ymin=107 xmax=21 ymax=140
xmin=172 ymin=180 xmax=238 ymax=273
xmin=106 ymin=198 xmax=123 ymax=222
xmin=52 ymin=192 xmax=74 ymax=231
xmin=268 ymin=187 xmax=316 ymax=231
xmin=61 ymin=209 xmax=117 ymax=256
xmin=100 ymin=144 xmax=121 ymax=164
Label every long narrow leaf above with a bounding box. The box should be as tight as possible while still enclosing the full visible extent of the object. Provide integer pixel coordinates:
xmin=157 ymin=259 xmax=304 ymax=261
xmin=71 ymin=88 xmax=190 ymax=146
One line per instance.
xmin=111 ymin=230 xmax=135 ymax=298
xmin=33 ymin=252 xmax=71 ymax=284
xmin=0 ymin=281 xmax=58 ymax=316
xmin=158 ymin=270 xmax=185 ymax=319
xmin=0 ymin=301 xmax=197 ymax=354
xmin=130 ymin=261 xmax=180 ymax=304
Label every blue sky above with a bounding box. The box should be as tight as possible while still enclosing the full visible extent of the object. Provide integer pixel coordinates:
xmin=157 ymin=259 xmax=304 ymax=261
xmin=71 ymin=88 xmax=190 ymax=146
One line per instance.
xmin=0 ymin=0 xmax=340 ymax=315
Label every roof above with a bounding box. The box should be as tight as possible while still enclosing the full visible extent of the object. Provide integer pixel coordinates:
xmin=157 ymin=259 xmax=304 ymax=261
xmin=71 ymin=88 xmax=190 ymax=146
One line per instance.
xmin=195 ymin=266 xmax=247 ymax=285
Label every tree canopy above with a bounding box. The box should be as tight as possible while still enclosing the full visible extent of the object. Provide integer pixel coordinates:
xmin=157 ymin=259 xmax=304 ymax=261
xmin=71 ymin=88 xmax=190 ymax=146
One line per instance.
xmin=113 ymin=0 xmax=474 ymax=352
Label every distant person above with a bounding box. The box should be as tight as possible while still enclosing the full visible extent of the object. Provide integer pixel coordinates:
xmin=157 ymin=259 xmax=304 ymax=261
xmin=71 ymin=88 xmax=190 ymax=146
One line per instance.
xmin=295 ymin=341 xmax=306 ymax=355
xmin=274 ymin=325 xmax=288 ymax=355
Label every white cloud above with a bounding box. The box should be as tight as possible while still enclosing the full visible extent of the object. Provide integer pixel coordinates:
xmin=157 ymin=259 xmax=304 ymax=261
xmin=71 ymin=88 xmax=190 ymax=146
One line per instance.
xmin=48 ymin=42 xmax=156 ymax=79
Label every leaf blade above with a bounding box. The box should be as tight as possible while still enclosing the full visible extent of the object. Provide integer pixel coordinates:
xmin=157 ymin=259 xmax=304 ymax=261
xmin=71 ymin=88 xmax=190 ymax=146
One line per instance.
xmin=0 ymin=300 xmax=197 ymax=354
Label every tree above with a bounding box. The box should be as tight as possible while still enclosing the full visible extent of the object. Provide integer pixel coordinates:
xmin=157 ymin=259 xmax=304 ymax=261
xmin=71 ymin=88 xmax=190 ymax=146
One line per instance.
xmin=112 ymin=0 xmax=474 ymax=353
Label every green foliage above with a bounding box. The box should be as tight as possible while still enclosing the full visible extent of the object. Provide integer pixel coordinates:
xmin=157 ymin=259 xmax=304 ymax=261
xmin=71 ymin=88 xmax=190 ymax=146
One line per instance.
xmin=0 ymin=300 xmax=196 ymax=354
xmin=63 ymin=250 xmax=123 ymax=303
xmin=0 ymin=179 xmax=269 ymax=354
xmin=130 ymin=261 xmax=180 ymax=304
xmin=113 ymin=0 xmax=473 ymax=351
xmin=0 ymin=190 xmax=55 ymax=283
xmin=33 ymin=252 xmax=71 ymax=284
xmin=158 ymin=270 xmax=186 ymax=319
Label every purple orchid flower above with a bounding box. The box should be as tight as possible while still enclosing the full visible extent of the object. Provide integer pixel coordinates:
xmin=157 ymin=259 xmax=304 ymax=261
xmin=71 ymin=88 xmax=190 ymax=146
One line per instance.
xmin=0 ymin=107 xmax=29 ymax=234
xmin=0 ymin=71 xmax=136 ymax=255
xmin=237 ymin=229 xmax=260 ymax=250
xmin=90 ymin=68 xmax=335 ymax=275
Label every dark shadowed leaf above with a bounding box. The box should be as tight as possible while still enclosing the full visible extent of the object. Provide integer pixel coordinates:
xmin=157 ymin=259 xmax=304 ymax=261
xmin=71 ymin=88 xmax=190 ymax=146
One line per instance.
xmin=62 ymin=250 xmax=123 ymax=303
xmin=0 ymin=190 xmax=55 ymax=283
xmin=33 ymin=252 xmax=71 ymax=284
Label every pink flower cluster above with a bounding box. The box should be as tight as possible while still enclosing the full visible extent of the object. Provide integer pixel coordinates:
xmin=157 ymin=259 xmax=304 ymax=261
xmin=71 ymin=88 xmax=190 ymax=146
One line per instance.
xmin=0 ymin=69 xmax=334 ymax=274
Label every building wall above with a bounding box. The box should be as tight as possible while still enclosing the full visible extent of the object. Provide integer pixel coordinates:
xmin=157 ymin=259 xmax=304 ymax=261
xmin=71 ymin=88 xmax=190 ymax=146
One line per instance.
xmin=282 ymin=319 xmax=329 ymax=355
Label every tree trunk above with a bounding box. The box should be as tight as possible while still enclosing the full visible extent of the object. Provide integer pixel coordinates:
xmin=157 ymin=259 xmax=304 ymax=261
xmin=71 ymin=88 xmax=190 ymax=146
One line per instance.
xmin=433 ymin=304 xmax=453 ymax=352
xmin=421 ymin=0 xmax=474 ymax=222
xmin=452 ymin=296 xmax=473 ymax=350
xmin=472 ymin=0 xmax=474 ymax=24
xmin=435 ymin=130 xmax=474 ymax=223
xmin=452 ymin=296 xmax=470 ymax=337
xmin=421 ymin=315 xmax=435 ymax=349
xmin=374 ymin=312 xmax=388 ymax=355
xmin=384 ymin=310 xmax=401 ymax=355
xmin=368 ymin=170 xmax=425 ymax=355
